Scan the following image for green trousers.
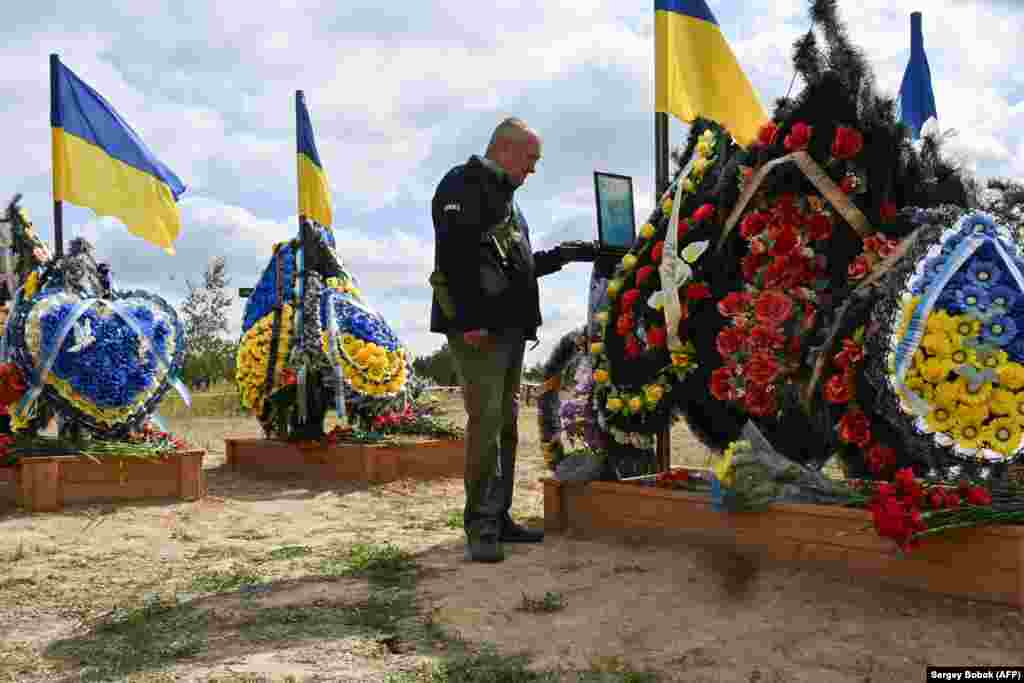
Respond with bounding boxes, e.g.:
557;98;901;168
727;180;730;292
447;329;525;538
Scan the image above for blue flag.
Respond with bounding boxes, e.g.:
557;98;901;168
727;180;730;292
898;12;937;140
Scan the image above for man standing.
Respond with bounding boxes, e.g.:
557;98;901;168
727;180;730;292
430;117;565;562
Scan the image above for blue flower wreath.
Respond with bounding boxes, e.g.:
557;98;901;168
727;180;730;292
6;287;186;436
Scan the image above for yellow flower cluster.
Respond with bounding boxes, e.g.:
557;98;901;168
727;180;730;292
325;332;408;398
23;271;39;300
326;276;363;301
907;309;1024;456
603;382;665;416
236;304;295;413
713;439;750;488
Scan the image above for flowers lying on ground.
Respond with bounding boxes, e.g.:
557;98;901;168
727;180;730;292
864;467;1009;552
1;422;191;465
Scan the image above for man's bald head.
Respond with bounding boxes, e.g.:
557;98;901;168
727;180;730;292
485;117;542;187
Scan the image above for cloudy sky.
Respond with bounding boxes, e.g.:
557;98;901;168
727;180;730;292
4;0;1022;369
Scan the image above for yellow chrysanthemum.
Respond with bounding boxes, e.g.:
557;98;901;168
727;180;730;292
925;405;956;433
977;349;1010;372
912;349;927;370
952;421;986;450
954;318;982;338
957;377;993;405
998;363;1024;391
932;380;961;409
628;396;644;412
957;401;989;427
983;417;1023;456
918;357;955;384
921;332;954;358
906;376;934;401
925;310;959;337
991;388;1017;416
949;347;975;367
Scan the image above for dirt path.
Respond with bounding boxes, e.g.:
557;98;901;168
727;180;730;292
1;402;1023;682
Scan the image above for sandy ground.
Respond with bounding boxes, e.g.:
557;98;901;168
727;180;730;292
1;396;1023;682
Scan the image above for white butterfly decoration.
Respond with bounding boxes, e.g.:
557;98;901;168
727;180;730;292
648;240;710;310
67;318;96;353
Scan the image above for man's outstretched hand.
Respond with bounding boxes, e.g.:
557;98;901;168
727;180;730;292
558;241;598;263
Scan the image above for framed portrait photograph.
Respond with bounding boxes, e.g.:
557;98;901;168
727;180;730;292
593;171;636;251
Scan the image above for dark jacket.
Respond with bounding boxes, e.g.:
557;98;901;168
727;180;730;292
430;155;564;341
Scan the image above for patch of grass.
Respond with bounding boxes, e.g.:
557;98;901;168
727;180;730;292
265;545;313;562
444;510;465;530
575;673;658;683
518;591;565;613
189;565;263;594
46;594;208;682
320;543;416;584
239;590;417;644
386;646;560;682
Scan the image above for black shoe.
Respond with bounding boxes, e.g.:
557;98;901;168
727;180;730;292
500;517;544;543
465;532;505;563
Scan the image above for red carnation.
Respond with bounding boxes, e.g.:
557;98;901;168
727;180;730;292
863;235;884;253
716;327;748;357
847;254;871;280
754;290;794;326
717;291;751;319
807;213;833;241
757;122;778;147
867;443;897;475
709;365;741;401
965;485;993;507
770;225;801;256
692;203;715;223
624;335;643;359
616;312;635;337
840;175;858;194
743;382;777;416
739;211;769;240
749;325;786;351
686;282;711;300
784;122;813;152
831;126;864;160
879;201;898;224
745;352;782;387
678;218;690;240
621;288;642;314
647;326;667;349
877;238;899;259
823;373;853;404
839;410;872;448
741;253;766;281
651;241;665;263
833;338;864;371
635;265;655;287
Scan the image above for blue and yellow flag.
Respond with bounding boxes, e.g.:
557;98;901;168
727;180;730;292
898;12;937;140
50;55;186;255
654;0;767;147
296;91;332;228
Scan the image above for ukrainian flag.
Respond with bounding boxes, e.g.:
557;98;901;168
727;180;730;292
654;0;767;148
50;55;186;255
296;91;332;228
